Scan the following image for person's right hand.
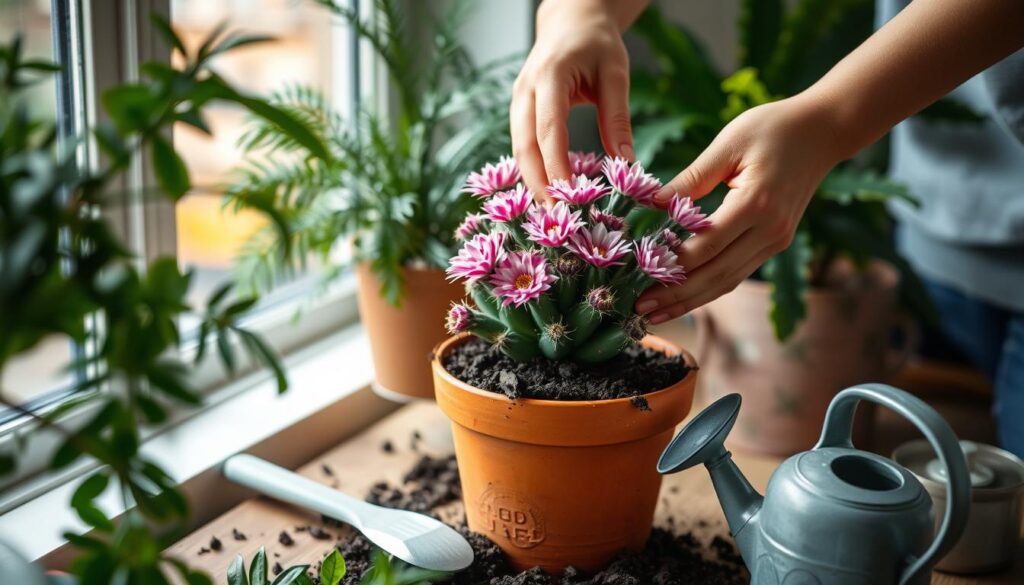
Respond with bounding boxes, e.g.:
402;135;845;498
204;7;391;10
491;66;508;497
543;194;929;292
512;0;636;197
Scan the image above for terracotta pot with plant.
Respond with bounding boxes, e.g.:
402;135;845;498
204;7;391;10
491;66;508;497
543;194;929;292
228;0;513;400
434;153;703;573
629;4;936;456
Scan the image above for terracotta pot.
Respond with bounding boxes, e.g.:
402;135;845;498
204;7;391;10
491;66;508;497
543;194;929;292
356;263;463;401
433;334;697;574
699;261;914;457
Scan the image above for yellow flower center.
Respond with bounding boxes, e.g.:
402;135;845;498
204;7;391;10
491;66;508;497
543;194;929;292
592;246;607;257
514;274;534;290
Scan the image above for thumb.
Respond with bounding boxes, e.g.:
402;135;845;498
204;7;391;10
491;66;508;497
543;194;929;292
654;139;736;207
596;69;634;161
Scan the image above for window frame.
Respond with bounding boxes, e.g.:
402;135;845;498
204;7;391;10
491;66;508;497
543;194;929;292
0;0;366;499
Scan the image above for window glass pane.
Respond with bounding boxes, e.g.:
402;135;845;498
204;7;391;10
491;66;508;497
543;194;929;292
171;0;350;311
0;0;75;415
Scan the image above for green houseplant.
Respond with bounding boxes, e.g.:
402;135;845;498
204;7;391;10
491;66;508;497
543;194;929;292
0;20;326;584
228;0;515;400
628;0;931;455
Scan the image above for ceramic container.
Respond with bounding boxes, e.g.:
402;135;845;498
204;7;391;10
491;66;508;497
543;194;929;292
356;263;463;401
699;261;912;456
893;439;1024;574
432;333;697;574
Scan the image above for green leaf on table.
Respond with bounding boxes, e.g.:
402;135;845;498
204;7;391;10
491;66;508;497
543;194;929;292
270;564;310;585
319;549;346;585
763;230;812;341
227;554;250;585
151;134;191;199
250;547;269;585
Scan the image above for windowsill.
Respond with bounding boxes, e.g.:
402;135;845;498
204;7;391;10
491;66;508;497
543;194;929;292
0;324;399;566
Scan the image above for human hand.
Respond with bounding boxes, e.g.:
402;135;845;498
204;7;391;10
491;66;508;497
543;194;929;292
512;0;637;198
635;96;852;324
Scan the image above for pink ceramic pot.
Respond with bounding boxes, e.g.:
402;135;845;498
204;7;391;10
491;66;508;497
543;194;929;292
698;262;914;456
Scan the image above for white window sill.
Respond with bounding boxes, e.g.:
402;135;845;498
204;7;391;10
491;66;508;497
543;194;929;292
0;324;400;566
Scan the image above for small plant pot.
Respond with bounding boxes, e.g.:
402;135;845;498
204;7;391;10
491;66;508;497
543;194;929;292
356;263;464;401
432;334;697;574
698;261;913;456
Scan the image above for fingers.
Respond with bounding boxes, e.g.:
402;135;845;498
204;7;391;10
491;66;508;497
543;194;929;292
654;137;736;206
673;191;752;272
646;246;773;324
635;226;761;318
510;86;548;196
596;67;634;161
534;79;573;188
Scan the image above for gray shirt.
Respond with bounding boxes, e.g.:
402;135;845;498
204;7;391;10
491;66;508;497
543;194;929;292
879;0;1024;311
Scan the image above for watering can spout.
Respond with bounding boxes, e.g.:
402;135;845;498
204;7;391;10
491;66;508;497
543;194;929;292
657;393;761;564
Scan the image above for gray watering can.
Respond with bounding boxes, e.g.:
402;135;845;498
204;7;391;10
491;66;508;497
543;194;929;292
658;384;971;585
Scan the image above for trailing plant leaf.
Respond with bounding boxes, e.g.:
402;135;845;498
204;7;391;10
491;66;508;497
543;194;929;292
762;230;812;341
818;169;917;206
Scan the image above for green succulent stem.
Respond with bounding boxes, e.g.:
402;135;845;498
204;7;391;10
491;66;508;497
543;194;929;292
527;294;559;330
572;325;630;363
500;304;539;341
566;301;604;347
470;282;500;319
498;331;540;361
539;326;572;360
556;275;579;312
469;311;508;342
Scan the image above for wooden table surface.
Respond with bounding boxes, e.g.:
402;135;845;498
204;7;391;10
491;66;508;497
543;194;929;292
167;402;1023;584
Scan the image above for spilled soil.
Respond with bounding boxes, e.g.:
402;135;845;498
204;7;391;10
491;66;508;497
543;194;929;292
442;338;689;402
325;450;747;584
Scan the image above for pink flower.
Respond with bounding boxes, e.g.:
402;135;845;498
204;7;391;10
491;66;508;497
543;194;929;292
661;228;684;252
523;202;585;247
668;196;711;232
567;223;632;268
602;157;662;205
490;250;558;307
635;236;686;284
455;213;487;240
546;175;612;206
589;208;626;231
569;151;605;178
483;184;532;222
446;232;507;283
463;155;521;197
445;303;472;334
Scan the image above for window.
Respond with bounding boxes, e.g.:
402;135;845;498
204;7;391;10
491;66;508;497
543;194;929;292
0;0;363;496
171;0;357;316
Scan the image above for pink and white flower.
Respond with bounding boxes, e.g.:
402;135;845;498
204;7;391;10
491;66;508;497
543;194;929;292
589;208;626;231
661;228;684;252
569;151;605;178
446;232;507;283
463;155;521;197
602;157;662;205
489;250;558;307
667;196;711;232
483;184;533;223
546;175;612;206
445;303;473;334
567;223;632;268
635;236;686;284
523;202;585;247
455;213;487;240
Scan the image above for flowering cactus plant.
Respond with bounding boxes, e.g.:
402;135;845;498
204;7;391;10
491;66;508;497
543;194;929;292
444;153;709;363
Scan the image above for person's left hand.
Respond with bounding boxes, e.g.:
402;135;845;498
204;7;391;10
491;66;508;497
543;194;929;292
635;95;852;324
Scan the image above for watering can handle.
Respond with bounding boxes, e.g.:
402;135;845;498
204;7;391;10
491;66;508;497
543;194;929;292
814;383;970;585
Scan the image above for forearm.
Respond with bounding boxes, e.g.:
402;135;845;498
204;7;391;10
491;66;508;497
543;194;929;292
537;0;649;33
802;0;1024;159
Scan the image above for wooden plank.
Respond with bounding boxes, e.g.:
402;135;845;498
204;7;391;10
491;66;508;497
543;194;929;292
167;402;1022;584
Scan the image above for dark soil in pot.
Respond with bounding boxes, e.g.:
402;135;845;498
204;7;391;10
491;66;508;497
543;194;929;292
322;450;747;585
442;338;690;401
